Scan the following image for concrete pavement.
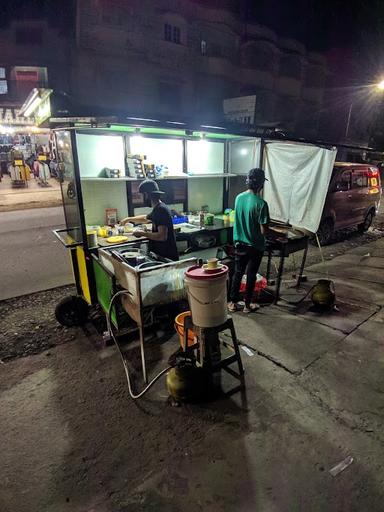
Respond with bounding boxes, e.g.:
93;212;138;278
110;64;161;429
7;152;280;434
0;207;73;300
1;237;384;511
0;174;62;212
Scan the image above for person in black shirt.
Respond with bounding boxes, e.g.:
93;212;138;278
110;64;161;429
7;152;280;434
120;179;179;261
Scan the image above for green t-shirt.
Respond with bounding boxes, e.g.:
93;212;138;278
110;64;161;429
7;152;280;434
233;191;270;250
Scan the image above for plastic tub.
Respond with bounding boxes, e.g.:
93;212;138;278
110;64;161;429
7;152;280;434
185;265;228;328
174;311;195;348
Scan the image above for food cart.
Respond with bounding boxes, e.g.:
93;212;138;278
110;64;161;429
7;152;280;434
52;120;336;380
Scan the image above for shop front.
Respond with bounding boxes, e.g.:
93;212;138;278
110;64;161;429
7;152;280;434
51;121;337;382
0;103;51;185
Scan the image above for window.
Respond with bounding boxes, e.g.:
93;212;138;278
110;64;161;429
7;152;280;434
0;67;7;95
15;69;39;99
334;171;351;192
173;26;180;44
352;171;368;188
164;23;172;41
164;23;181;44
15;28;42;45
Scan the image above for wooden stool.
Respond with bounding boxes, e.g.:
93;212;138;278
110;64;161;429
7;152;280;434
182;315;244;383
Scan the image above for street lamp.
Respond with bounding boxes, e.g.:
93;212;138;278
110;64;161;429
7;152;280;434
345;79;384;140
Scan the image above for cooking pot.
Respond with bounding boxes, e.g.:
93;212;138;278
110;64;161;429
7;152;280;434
120;250;146;267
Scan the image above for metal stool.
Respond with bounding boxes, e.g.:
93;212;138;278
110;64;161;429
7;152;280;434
182;315;244;383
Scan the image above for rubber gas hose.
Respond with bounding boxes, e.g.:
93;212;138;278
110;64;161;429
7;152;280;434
107;290;173;400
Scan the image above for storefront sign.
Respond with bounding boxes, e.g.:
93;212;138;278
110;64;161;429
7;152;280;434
34;96;51;126
0;107;34;126
223;95;256;125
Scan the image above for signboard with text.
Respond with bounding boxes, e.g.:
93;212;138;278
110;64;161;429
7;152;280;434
223;95;256;125
0;107;34;126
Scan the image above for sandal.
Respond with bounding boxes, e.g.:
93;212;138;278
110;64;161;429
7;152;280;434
243;303;260;314
228;302;240;312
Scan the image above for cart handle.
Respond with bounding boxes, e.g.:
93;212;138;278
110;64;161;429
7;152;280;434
53;228;83;248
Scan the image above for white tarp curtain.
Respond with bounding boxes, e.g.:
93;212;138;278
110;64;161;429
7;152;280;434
263;142;337;233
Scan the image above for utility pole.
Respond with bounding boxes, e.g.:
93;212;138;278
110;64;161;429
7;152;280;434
344;102;353;141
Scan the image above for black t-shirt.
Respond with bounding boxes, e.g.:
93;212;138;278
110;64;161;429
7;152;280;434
147;202;179;261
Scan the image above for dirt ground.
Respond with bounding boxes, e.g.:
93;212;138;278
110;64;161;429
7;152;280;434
1;292;384;512
0;286;77;361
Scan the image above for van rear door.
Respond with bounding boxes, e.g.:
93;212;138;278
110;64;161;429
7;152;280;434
331;169;353;229
351;168;369;223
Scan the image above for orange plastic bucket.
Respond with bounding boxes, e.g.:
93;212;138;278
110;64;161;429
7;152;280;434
174;311;195;348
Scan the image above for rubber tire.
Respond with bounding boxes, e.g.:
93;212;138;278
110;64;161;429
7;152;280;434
55;295;89;327
358;211;374;233
316;219;334;246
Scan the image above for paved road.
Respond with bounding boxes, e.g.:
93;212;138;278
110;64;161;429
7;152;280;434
0;207;73;300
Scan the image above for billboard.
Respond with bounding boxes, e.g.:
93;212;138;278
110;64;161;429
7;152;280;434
223;95;256;124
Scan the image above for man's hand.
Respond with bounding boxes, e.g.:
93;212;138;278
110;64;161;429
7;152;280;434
133;230;146;238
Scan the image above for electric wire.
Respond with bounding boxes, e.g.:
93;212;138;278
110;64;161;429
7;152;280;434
107;290;173;400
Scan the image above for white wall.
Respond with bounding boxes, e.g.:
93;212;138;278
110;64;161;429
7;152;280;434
187;140;224;174
230;139;260;174
188;178;223;213
77;133;125;178
129;136;184;175
81;180;129;225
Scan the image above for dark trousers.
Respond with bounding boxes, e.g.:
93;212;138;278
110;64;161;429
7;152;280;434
230;244;264;304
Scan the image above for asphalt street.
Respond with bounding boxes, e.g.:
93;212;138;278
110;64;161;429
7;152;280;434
0;207;73;300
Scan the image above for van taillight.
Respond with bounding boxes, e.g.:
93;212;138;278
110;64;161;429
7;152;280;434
371;177;378;187
365;169;380;189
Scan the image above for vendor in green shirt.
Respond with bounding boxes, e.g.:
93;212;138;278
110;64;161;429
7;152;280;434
228;167;270;313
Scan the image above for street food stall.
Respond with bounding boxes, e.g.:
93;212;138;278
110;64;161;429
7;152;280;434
52;121;336;381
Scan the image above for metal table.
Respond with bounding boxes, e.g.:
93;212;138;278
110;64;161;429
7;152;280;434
265;235;309;303
176;221;309;304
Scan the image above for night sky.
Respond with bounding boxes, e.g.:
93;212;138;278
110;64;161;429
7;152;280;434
250;0;384;51
0;0;75;34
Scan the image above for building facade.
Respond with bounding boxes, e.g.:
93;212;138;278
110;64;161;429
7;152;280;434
73;0;327;137
0;0;327;139
0;19;70;118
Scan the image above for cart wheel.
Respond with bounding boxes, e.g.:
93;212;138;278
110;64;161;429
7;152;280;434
55;296;89;327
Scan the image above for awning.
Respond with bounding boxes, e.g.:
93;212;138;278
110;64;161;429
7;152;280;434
20;88;53;126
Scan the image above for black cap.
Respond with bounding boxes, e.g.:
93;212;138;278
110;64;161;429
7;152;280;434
246;168;268;191
248;168;268;183
138;179;165;195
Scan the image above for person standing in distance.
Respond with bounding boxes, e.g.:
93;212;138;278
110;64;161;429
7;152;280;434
228;168;270;313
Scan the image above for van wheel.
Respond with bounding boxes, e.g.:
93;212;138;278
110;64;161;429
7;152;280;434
316;219;334;246
358;211;374;233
